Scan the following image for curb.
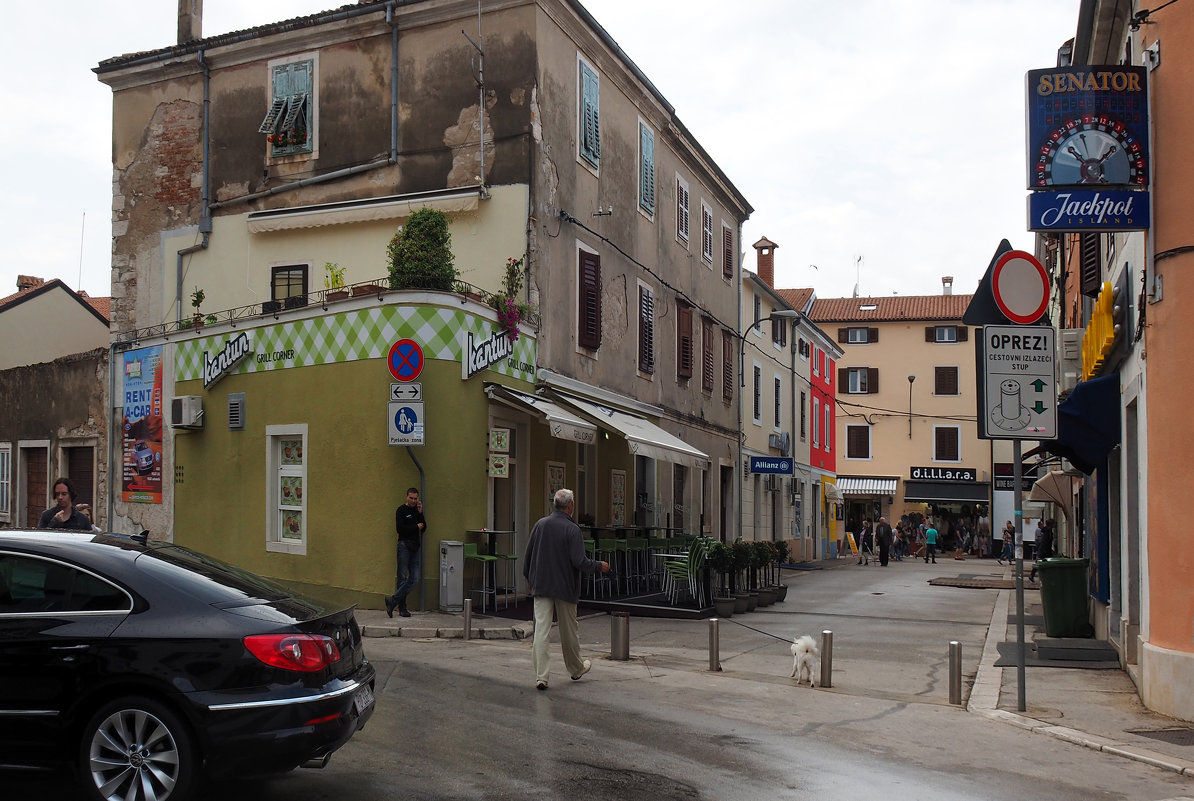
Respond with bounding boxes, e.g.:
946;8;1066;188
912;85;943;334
970;584;1194;776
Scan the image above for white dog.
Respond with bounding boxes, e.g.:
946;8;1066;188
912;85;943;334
789;635;819;687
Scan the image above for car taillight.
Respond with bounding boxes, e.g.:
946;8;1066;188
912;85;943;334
243;634;341;672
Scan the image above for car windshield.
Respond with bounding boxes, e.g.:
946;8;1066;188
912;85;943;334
135;542;294;605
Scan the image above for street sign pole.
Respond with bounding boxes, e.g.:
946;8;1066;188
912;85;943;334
1014;439;1026;712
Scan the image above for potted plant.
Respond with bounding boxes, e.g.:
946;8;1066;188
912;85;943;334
706;541;735;617
324;262;349;301
773;540;790;602
387;208;458;290
730;539;753;613
487;255;536;343
753;542;777;606
190;288;205;328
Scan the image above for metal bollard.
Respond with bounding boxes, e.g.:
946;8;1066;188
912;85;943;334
611;611;630;660
949;640;962;705
820;630;833;688
463;598;472;641
708;618;722;671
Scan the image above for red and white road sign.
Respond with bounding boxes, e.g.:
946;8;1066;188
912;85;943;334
991;250;1049;325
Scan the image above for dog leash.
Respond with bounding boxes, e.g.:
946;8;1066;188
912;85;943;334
719;617;794;645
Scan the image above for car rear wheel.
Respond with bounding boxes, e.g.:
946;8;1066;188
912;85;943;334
78;696;197;801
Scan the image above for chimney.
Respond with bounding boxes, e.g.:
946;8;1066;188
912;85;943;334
16;275;45;292
178;0;203;45
753;237;778;288
942;275;954;295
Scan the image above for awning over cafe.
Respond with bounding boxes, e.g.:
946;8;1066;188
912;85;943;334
554;393;710;470
836;476;898;496
485;384;597;444
902;480;990;503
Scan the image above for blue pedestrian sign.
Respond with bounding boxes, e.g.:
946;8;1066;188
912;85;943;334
388;401;425;446
750;456;793;474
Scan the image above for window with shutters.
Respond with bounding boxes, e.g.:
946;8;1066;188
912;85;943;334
0;443;12;520
842;327;875;344
771;317;787;347
701;319;715;393
799;392;807;440
638;122;655;216
1080;232;1102;297
823;404;832;452
774;377;782;428
676;176;690;244
722;224;734;278
677;302;693;380
812;397;820;447
812;346;819;376
926;325;967;343
846;424;871;459
843;367;878;394
721;330;734;402
701;202;714;263
934;366;959;396
259;57;315;158
638;283;655;374
934;426;960;461
579;58;601;169
577;251;602;350
752;365;762;423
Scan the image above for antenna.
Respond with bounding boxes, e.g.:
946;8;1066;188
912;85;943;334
462;0;487;197
78;210;86;289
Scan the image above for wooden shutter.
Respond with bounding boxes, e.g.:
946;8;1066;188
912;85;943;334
578;251;601;349
639;124;655;214
838;366;847;389
934;366;959;395
702;320;715;392
837;328;848;343
847;426;869;459
677;302;693;379
65;446;95;507
957;326;968;342
722;226;734;278
638;285;655;374
926;326;936;342
935;427;960;461
580;62;600;165
1080;233;1101;297
677;179;690;242
722;330;734;401
868;327;880;343
702;205;714;262
867;367;880;394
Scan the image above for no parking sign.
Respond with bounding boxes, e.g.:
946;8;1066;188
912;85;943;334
388;339;423;381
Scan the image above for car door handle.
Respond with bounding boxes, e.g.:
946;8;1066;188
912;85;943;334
50;644;90;652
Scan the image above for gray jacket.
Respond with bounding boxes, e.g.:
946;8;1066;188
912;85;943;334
522;510;604;604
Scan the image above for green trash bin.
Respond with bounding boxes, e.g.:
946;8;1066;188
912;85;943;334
1036;557;1091;638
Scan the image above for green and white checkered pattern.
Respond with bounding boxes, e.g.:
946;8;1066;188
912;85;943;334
176;305;535;383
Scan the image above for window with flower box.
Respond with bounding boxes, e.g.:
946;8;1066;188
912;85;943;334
260;57;315;158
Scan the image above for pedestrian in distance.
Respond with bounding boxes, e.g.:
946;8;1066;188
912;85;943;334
953;521;968;560
37;477;93;530
998;520;1015;565
857;520;873;565
523;489;610;691
924;521;938;564
385;487;426;618
876;517;893;566
1029;519;1055;582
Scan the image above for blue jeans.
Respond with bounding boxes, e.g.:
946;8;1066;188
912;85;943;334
392;540;420;605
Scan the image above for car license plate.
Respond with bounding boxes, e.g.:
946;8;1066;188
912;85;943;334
352;684;374;715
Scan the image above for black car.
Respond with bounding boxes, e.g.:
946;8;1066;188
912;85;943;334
0;530;376;801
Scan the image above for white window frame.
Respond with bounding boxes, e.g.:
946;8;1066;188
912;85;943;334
675;175;690;244
0;442;11;521
812;346;819;376
266;424;308;555
935;325;958;343
933;425;962;462
264;52;319;163
846;327;869;344
812;396;820;448
846;368;869;394
700;201;714;264
845;424;872;460
823;404;832;452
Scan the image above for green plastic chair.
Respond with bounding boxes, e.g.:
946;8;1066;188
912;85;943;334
463;542;497;612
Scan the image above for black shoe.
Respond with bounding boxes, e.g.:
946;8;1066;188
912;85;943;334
384;596;395;618
399;603;411;618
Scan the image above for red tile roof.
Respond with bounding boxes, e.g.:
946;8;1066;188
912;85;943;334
776;288;814;312
0;279;110;324
806;293;973;323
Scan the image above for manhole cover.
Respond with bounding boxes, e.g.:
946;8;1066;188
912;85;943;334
1124;727;1194;746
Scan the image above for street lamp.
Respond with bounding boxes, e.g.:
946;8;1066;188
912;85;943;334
907;374;916;439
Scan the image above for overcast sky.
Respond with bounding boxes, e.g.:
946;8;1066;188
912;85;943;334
0;0;1077;305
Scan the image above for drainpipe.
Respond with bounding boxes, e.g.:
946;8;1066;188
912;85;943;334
388;1;398;163
735;221;744;544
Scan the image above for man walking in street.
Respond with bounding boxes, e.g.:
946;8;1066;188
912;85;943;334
385;487;426;618
523;489;610;691
924;520;938;564
876;517;893;566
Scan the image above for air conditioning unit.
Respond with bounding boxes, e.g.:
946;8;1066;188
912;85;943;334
171;396;204;429
765;474;780;492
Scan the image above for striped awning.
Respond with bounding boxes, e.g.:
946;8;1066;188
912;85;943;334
837;476;898;496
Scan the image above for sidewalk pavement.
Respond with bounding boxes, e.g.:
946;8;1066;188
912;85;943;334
356;559;1194;777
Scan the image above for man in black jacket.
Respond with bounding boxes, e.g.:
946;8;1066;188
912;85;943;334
37;477;93;530
876;517;893;566
385;487;426;618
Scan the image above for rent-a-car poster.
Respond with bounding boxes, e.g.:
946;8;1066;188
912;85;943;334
122;346;164;503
